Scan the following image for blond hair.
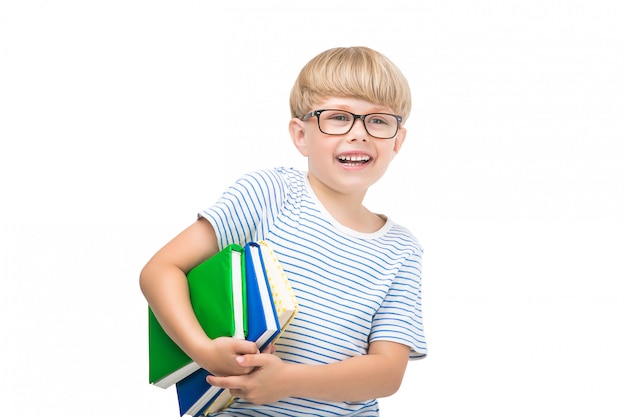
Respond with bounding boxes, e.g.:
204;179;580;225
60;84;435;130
289;46;411;123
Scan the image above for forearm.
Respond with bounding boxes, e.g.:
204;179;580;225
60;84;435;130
140;261;209;357
283;342;409;402
139;219;221;359
140;219;261;377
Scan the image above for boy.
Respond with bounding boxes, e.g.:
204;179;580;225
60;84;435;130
140;46;427;416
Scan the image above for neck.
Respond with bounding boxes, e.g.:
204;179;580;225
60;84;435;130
307;174;385;233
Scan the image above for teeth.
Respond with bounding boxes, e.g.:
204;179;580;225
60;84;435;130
338;155;371;162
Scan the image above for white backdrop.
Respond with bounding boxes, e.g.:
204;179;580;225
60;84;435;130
1;1;625;416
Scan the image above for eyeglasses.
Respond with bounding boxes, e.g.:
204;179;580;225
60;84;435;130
301;109;402;139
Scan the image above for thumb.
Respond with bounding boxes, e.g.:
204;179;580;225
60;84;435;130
235;352;268;368
233;339;260;355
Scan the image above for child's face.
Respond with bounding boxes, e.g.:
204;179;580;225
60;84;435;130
289;97;406;199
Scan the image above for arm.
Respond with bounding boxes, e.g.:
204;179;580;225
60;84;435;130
207;340;410;404
139;218;258;377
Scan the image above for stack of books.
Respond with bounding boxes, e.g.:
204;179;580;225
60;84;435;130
148;240;298;417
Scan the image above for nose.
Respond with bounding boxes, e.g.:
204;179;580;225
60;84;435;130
349;116;369;141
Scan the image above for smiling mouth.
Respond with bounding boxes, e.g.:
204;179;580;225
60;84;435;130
337;155;372;166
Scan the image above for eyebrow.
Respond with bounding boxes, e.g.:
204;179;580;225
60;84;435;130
321;104;392;113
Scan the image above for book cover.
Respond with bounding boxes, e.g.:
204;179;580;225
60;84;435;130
148;308;201;389
175;368;230;417
149;243;247;389
258;241;298;332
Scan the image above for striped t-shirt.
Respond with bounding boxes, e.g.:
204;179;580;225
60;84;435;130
200;167;427;416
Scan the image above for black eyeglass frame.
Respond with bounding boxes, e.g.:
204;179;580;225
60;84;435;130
301;109;403;139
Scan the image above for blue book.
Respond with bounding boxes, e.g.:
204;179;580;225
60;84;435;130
175;242;282;416
176;369;225;417
244;241;281;351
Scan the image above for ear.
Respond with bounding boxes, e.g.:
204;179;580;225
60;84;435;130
289;118;309;157
392;127;407;156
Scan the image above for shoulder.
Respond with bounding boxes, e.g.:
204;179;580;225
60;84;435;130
222;167;308;213
222;167;304;197
383;219;424;257
238;167;305;188
270;166;307;186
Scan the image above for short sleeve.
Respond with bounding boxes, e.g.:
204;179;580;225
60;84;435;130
199;169;286;249
370;252;427;359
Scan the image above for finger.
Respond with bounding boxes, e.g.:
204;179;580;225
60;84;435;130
229;389;244;399
206;375;243;390
233;339;261;355
261;343;276;354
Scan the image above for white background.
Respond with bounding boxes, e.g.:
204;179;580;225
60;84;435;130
1;1;625;416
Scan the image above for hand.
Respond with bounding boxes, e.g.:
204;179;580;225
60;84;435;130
206;346;291;405
195;337;260;377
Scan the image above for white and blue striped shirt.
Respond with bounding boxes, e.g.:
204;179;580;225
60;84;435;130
200;167;427;416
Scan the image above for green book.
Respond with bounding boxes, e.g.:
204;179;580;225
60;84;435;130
149;243;247;389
